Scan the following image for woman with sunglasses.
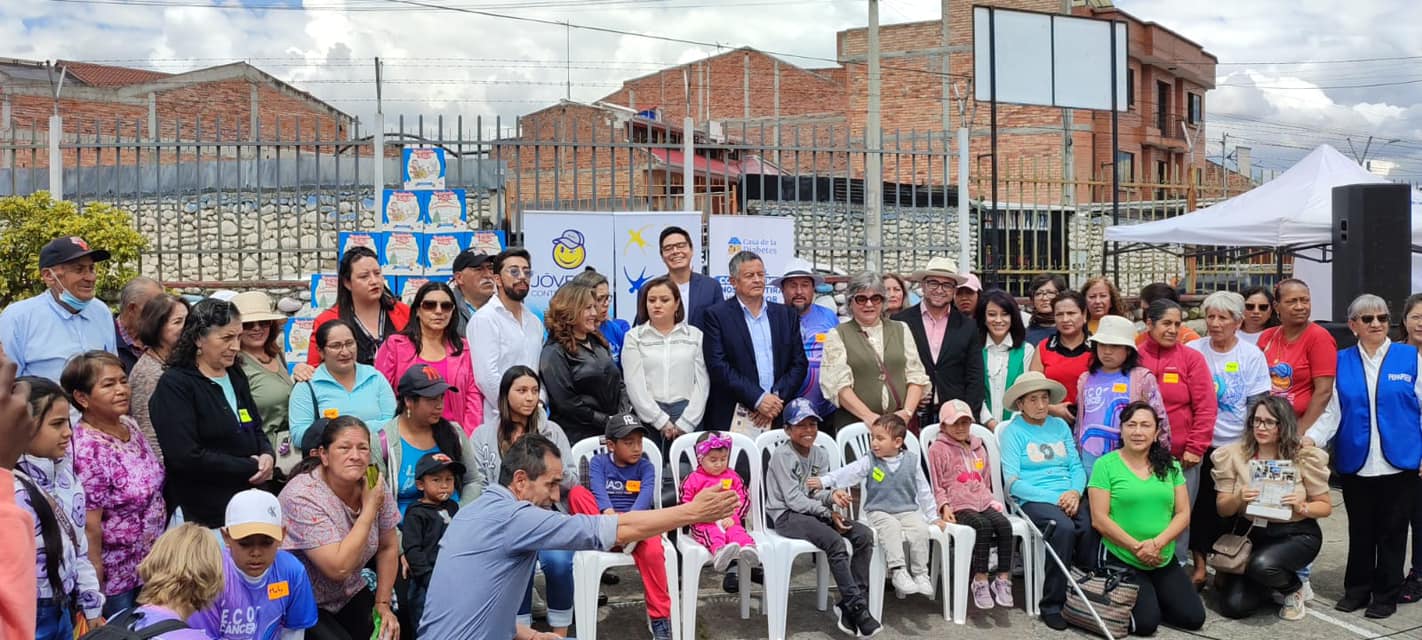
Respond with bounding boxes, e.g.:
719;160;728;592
232;291;298;479
1024;273;1066;346
1239;286;1278;346
375;281;483;435
1303;293;1422;619
821;272;930;433
306;246;411;367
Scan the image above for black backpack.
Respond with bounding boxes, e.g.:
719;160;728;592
78;609;189;640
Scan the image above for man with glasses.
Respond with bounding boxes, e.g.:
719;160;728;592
894;256;985;425
0;236;117;381
450;250;497;335
469;247;546;423
658;226;724;329
702;250;807;431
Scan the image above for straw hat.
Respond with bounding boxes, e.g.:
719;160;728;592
1087;315;1138;348
1003;371;1067;410
909;256;961;285
231;291;285;323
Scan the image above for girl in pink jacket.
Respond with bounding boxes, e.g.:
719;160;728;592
374;282;484;434
680;432;759;572
928;400;1015;610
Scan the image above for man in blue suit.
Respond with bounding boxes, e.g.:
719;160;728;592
660;226;725;329
702;250;808;430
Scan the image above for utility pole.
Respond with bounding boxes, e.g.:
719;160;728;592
866;0;884;272
46;61;66;201
1221;133;1229;199
372;57;385;200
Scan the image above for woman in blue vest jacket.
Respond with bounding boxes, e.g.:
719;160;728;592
1304;293;1422;620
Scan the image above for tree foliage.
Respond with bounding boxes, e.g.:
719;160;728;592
0;192;148;306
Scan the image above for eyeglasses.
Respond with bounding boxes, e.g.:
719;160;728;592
1033;289;1059;299
1355;313;1390;325
922;279;956;292
660;241;691;253
1243;303;1270;311
503;266;532;279
1251;417;1280;429
420;300;456;312
852;295;885;306
325;340;357;353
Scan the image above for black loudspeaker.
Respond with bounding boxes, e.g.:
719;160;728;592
1332;183;1412;322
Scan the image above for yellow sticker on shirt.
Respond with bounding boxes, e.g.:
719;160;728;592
1163;373;1180;384
720;478;733;489
1111;383;1127;393
238;408;253;423
625;480;642;493
1225;362;1240;373
267;581;289;600
815;333;827;343
872;467;886;483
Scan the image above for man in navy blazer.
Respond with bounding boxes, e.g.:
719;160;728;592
659;226;725;328
701;250;808;430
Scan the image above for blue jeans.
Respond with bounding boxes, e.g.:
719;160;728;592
35;600;74;640
102;587;141;618
518;549;575;628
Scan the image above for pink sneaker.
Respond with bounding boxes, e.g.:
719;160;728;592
971;578;994;609
991;576;1014;608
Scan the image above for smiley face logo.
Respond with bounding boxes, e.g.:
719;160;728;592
551;229;586;269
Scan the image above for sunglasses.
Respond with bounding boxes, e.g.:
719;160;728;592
421;300;456;312
1355;313;1389;325
852;295;885;306
1244;303;1270;311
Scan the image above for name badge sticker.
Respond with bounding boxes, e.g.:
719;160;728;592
720;478;733;490
1225;362;1240;373
872;467;886;483
1111;383;1127;393
1163;373;1180;384
625;480;642;493
268;581;290;600
238;408;253;423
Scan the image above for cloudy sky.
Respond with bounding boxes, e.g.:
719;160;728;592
5;0;1421;180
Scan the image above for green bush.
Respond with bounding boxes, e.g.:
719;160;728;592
0;192;148;306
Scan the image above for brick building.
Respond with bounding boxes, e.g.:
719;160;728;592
0;58;354;168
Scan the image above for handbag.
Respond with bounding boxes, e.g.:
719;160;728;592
1062;566;1139;638
1208;520;1257;575
860;328;920;434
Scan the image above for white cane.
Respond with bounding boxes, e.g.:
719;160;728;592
1008;498;1117;640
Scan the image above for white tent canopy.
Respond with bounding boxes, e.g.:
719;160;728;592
1104;144;1389;248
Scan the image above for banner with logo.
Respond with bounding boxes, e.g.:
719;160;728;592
610;213;702;323
523;212;617;316
707;215;796;302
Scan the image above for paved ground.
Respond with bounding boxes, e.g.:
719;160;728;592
569;487;1422;639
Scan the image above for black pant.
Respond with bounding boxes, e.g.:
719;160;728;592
1217;519;1323;618
955;508;1015;575
308;587;375;640
1103;557;1205;636
1021;500;1097;615
774;510;874;606
1188;446;1225;555
1340;472;1417;605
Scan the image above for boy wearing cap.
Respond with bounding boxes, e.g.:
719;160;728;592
401;452;463;633
566;413;673;640
765;398;882;637
191;489;318;640
0;235;117;381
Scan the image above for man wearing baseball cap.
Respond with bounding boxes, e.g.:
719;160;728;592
190;489;318;640
0;235;117;380
449;250;496;335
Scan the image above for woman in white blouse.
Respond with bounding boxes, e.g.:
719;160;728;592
624;275;710;446
977;289;1036;430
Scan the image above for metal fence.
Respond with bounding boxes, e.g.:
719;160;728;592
1;110;1262;296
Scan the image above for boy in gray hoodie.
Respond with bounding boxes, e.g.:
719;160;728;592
765;398;881;638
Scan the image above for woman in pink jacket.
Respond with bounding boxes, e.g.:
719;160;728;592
375;281;483;434
1136;299;1218;562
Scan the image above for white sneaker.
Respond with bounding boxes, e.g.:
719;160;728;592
713;543;741;572
891;568;917;598
623;539;638;555
1280;592;1306;621
913;573;935;597
738;545;760;567
1298;580;1315;602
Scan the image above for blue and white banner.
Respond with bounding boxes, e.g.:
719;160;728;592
708;215;796;303
522;212;617;317
610;213;701;323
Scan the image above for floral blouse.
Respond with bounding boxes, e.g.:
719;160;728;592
73;416;167;596
13;454;105;618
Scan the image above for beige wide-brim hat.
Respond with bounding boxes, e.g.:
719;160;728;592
909;256;961;285
1003;371;1067;410
231;291;286;323
1087;315;1138;349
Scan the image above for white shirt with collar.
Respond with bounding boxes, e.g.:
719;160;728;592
1307;339;1422;477
468;293;545;423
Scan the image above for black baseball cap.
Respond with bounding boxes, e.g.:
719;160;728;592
452;250;493;272
398;365;457;398
300;417;331;454
39;236;110;269
605;412;649;440
415;452;466;480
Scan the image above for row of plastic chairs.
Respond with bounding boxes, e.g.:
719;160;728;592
565;423;1043;640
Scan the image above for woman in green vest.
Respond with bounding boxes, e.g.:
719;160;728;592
978;289;1034;431
820;272;931;433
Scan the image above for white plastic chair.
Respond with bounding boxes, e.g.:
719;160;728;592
754;428;837;640
668;432;761;640
570;436;682;640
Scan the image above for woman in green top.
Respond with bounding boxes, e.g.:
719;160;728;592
232;291;296;481
1088;401;1205;636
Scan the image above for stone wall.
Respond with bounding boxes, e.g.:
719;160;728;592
744;199;977;277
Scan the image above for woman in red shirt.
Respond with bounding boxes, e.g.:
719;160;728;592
306;247;411;368
1136;298;1218;564
1031;290;1093;425
1258;279;1337;431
